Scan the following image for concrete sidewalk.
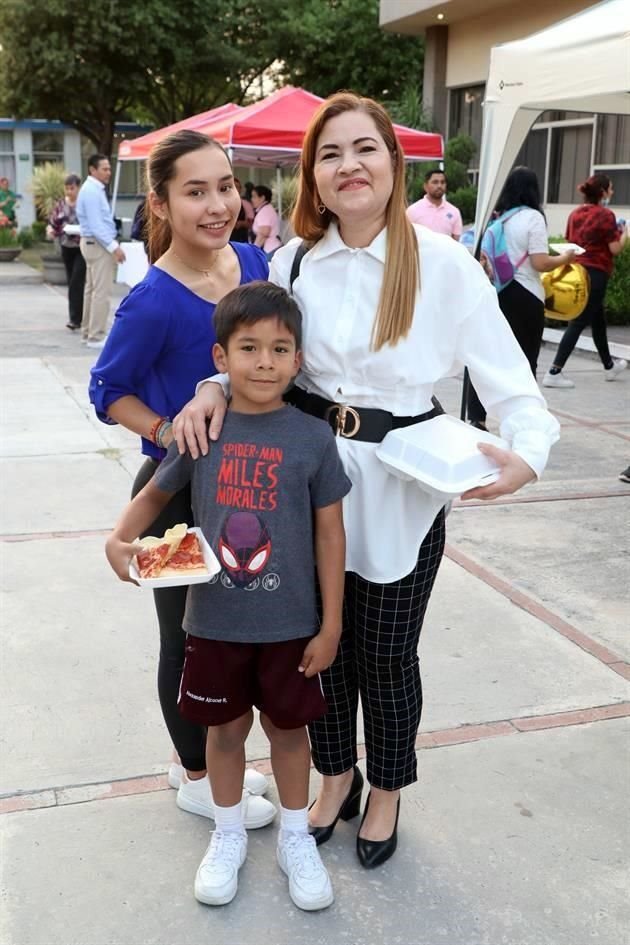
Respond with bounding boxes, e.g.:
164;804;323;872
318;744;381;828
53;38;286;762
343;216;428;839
1;274;629;945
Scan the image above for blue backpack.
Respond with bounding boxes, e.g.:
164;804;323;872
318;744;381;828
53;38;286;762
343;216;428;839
481;207;528;292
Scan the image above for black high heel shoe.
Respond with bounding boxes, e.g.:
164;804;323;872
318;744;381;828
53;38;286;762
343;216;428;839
309;765;364;846
356;792;400;869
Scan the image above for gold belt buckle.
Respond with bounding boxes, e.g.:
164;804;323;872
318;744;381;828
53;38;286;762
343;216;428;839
325;404;361;438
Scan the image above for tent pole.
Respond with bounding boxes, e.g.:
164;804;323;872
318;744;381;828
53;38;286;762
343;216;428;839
276;165;282;218
111;159;122;213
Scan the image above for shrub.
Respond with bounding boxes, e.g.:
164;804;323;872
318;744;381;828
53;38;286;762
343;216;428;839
31;220;47;241
17;226;34;248
606;243;630;323
29;163;66;219
448;186;478;225
272;173;298;217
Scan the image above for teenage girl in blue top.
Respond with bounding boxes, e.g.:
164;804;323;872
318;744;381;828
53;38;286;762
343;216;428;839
89;131;276;828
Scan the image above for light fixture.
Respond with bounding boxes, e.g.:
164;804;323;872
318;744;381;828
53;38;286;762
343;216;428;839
436;12;445;19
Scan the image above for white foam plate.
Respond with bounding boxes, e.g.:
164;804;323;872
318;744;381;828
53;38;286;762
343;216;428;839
63;224;81;235
375;415;508;497
549;242;584;255
129;527;221;588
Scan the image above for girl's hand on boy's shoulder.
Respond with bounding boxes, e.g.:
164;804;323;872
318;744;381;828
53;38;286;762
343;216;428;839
105;534;144;586
299;627;341;678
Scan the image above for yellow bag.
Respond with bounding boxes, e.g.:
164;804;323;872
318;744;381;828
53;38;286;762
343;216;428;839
542;263;590;321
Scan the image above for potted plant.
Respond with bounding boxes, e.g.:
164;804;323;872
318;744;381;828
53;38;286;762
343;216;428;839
0;212;21;262
29;162;68;284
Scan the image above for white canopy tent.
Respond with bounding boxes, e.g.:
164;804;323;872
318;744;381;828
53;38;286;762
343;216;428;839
474;0;630;245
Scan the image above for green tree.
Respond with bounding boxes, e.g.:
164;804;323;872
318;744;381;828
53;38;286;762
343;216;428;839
0;0;281;154
275;0;424;102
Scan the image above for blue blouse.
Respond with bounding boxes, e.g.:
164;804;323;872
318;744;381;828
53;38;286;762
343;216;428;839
89;242;268;460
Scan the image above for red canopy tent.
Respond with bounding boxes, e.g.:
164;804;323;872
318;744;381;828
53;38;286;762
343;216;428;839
117;102;243;162
113;87;443;206
184;86;443;167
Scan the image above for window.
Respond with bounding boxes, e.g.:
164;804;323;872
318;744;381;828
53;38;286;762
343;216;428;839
514;129;547;196
547;124;592;203
514;114;594;204
448;85;484;159
0;130;16;186
594;114;630;204
32;131;64;167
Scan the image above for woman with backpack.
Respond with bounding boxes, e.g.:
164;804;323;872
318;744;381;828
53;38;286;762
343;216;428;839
543;173;628;389
467;166;575;428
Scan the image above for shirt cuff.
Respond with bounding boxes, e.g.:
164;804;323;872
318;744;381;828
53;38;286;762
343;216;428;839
194;372;230;397
508;429;555;480
106;240;120;253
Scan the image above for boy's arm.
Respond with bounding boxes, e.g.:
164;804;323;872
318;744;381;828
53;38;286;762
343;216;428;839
105;478;175;584
299;500;346;678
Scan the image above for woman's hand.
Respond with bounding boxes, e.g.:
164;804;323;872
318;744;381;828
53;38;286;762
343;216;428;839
105;534;144;585
172;382;227;458
460;442;536;501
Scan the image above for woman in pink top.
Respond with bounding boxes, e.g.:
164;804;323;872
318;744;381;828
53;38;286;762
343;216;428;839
251;185;282;259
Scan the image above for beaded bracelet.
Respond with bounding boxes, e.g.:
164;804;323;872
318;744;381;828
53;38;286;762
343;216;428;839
148;416;165;445
155;419;173;449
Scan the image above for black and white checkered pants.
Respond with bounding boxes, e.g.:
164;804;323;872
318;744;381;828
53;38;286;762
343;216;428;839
310;508;446;791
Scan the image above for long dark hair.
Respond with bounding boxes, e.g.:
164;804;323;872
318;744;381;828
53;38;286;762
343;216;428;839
495;165;544;218
146;130;231;263
578;173;611;205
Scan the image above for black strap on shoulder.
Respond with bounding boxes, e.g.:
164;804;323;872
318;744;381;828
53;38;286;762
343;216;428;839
289;241;310;293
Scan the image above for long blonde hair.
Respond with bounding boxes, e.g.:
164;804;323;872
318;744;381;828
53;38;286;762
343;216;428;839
291;92;418;350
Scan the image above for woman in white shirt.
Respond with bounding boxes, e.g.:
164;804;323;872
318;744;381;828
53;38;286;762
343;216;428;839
173;93;560;870
467;166;575;428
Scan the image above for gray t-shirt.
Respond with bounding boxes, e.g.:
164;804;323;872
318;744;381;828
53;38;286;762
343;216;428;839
155;405;352;643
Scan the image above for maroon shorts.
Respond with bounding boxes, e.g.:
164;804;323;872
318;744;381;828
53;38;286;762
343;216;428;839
178;636;328;729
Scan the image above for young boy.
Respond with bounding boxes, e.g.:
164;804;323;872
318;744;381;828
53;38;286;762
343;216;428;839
106;282;351;911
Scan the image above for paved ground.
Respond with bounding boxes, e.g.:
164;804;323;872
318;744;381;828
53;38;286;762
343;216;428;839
1;270;629;945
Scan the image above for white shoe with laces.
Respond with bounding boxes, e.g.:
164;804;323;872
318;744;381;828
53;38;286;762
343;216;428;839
176;774;276;829
604;358;628;380
543;370;575;388
168;762;269;796
277;830;334;911
194;829;248;905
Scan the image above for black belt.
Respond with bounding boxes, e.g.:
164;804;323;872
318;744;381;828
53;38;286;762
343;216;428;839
284;387;444;443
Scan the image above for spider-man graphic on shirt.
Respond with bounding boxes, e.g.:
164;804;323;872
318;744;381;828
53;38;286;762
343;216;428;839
218;511;272;588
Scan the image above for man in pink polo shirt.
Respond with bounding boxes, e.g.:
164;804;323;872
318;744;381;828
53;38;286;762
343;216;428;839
407;169;463;239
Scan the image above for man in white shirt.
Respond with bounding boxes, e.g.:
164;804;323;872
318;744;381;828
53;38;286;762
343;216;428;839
77;154;126;348
406;169;463;240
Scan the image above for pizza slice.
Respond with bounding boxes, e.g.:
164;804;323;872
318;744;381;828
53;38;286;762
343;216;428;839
136;541;172;579
160;532;208;577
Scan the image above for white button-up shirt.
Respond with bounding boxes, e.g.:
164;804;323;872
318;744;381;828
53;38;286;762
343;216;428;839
267;223;559;582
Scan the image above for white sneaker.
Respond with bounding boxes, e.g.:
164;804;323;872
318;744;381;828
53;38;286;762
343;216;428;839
604;358;628;380
86;338;107;349
194;829;248;905
168;762;269;796
176;776;277;829
543;370;574;388
277;831;334;911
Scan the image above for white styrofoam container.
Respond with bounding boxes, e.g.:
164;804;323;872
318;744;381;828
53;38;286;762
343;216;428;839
129;526;221;588
375;415;508;498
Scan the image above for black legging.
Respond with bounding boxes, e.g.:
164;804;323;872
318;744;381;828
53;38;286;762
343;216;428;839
552;267;612;370
467;279;544;426
60;244;86;328
132;459;207;772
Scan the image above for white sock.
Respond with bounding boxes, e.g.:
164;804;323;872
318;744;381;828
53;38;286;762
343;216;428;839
213;800;245;834
280;805;309;835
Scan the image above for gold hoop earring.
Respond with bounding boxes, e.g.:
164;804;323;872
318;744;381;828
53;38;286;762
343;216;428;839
317;204;326;215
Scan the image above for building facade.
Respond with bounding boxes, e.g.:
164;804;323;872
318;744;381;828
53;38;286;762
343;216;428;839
0;119;151;230
380;0;629;232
